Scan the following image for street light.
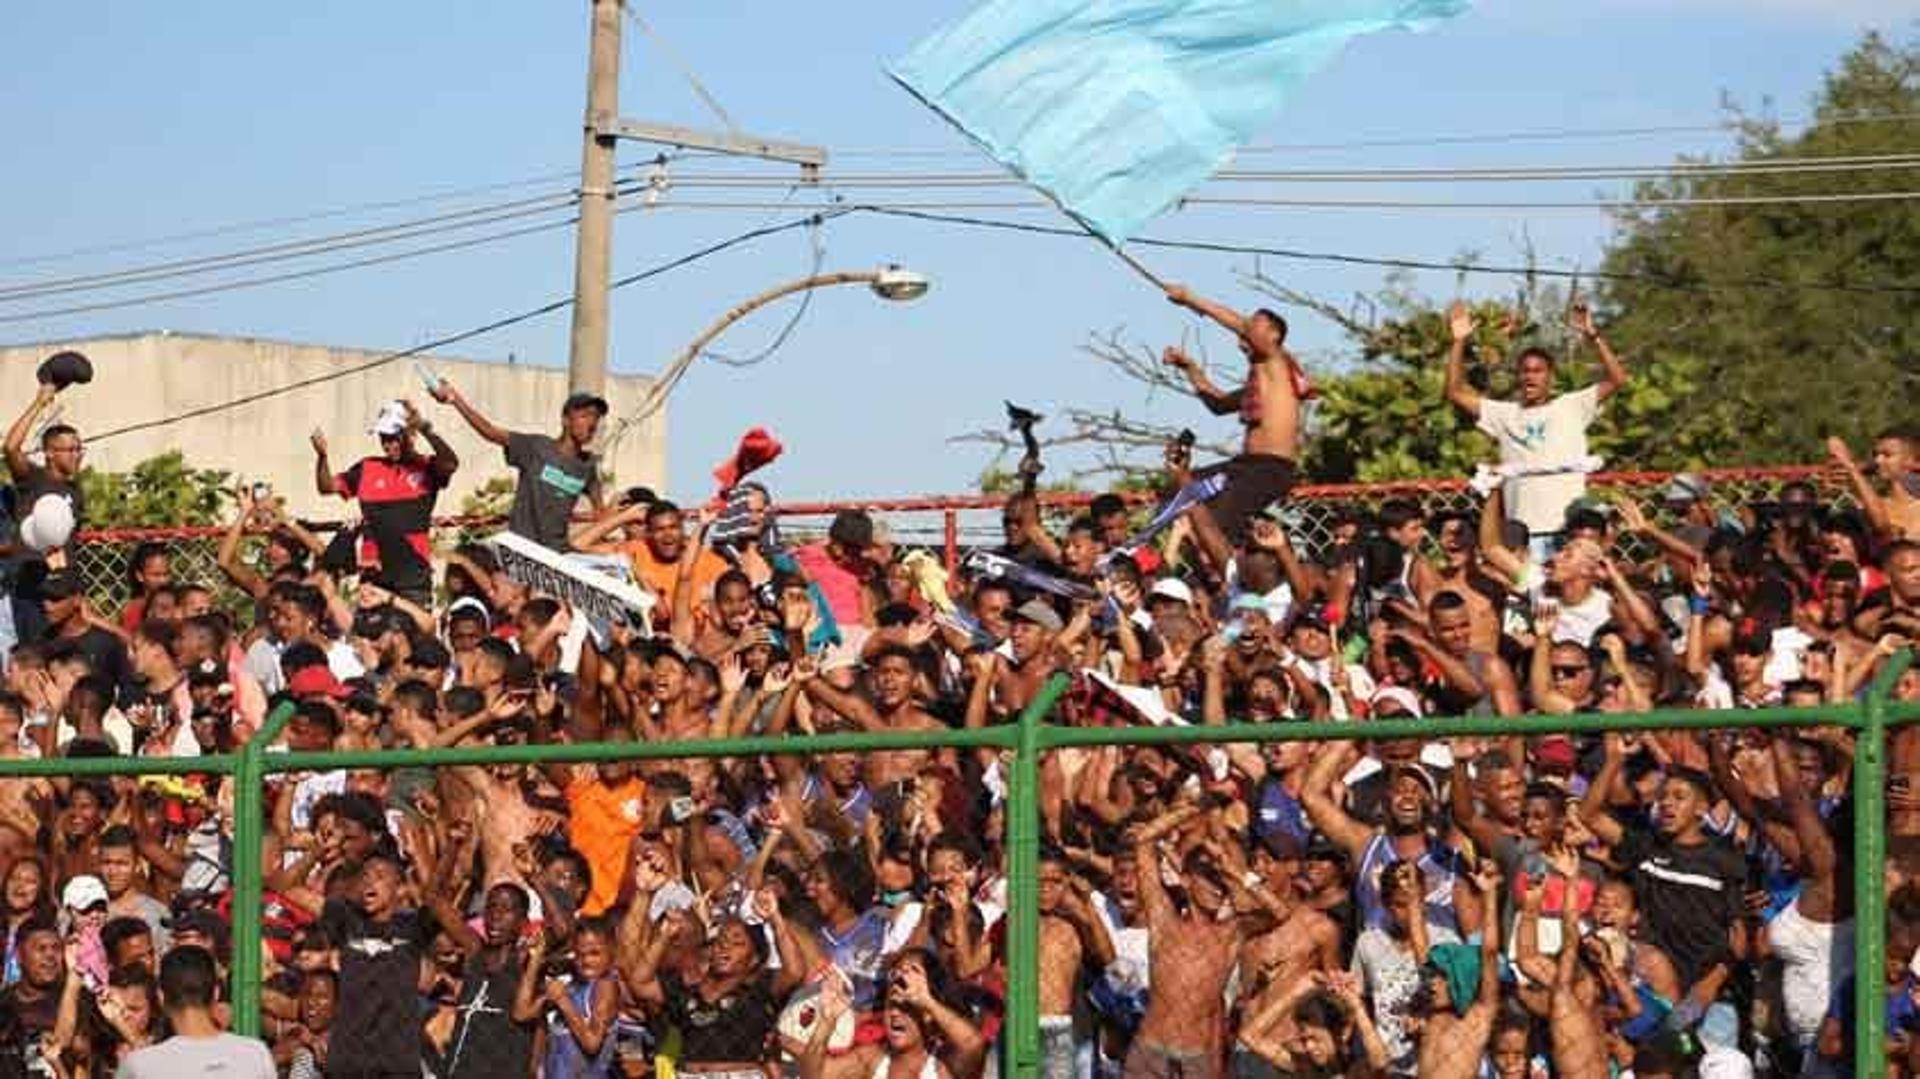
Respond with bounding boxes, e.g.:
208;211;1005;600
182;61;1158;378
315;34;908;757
607;265;931;442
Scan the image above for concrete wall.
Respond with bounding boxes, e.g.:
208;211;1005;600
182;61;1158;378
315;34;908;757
0;332;665;520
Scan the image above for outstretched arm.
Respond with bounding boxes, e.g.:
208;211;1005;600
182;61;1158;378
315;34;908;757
1164;283;1246;335
429;380;511;447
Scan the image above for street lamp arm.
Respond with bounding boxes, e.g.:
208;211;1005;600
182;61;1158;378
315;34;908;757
608;268;920;447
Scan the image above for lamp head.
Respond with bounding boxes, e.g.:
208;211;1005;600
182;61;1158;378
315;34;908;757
871;265;930;302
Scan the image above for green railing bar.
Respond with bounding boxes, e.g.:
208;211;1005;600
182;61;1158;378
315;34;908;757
0;754;238;778
1005;673;1070;1077
1855;650;1909;1079
229;703;294;1038
1035;701;1865;751
259;725;1021;775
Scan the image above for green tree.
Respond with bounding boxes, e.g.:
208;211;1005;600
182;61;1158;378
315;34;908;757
76;451;232;529
460;475;516;518
1596;32;1920;464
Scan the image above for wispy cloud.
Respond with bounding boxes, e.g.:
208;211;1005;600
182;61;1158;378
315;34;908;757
1477;0;1914;30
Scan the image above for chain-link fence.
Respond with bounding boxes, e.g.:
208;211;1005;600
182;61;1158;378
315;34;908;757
66;465;1839;610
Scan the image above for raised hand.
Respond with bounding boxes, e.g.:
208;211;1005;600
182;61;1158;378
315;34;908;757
1163;283;1195;309
1826;435;1857;470
1447;301;1476;344
1690;560;1714;600
1568;299;1599;340
308;429;328;456
1162;345;1197;372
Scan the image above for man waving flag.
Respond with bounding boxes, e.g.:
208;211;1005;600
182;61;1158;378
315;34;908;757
890;0;1470;246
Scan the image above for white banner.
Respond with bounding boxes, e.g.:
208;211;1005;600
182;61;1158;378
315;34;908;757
486;531;656;638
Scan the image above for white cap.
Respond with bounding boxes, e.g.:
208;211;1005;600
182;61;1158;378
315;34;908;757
62;874;108;911
20;493;75;553
1698;1049;1755;1079
369;400;410;437
1148;578;1194;606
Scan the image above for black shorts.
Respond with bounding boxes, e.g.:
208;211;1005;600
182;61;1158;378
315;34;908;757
1194;453;1298;542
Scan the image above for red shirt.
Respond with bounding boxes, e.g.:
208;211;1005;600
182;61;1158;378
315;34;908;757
793;543;869;628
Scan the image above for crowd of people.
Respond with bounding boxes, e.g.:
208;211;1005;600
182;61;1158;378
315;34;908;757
0;281;1914;1079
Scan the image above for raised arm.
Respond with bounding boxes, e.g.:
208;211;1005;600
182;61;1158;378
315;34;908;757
1300;738;1373;861
1569;301;1628;402
797;669;885;732
1827;436;1893;538
309;429;339;498
407;400;460;483
429;379;511;447
217;490;270;601
4;384;56;481
1443;301;1485;417
1476;488;1527;587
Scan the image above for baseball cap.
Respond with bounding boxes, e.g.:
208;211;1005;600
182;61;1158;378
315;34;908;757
562;390;610;416
287;666;352;701
369;400;410;437
1370;686;1425;719
1532;735;1577;772
1663;472;1710;505
1384;763;1439;802
1147;578;1194;606
1012;598;1064;633
62;875;109;912
21;496;77;555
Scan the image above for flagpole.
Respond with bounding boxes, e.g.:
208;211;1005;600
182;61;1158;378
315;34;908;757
1051;197;1170;290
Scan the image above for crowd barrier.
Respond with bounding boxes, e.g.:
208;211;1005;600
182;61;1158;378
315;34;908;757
0;651;1910;1077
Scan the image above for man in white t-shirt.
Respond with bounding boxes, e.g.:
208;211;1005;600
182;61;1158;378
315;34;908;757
117;945;274;1078
1444;300;1629;538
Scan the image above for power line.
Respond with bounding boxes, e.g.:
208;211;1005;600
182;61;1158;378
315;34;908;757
626;188;1920;212
851;205;1920;296
0;191;579;301
618;2;738;133
87;211;840;445
827;110;1920;159
649;152;1920;187
0;212;583;325
0;170;585;270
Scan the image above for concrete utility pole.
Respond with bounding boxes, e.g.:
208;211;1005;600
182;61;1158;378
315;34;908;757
566;0;622;397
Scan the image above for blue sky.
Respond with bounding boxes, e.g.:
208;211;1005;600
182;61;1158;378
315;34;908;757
0;1;1909;502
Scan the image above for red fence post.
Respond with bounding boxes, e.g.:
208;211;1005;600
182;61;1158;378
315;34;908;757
943;509;959;576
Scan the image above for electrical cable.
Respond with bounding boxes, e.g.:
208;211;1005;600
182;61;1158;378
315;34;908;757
86;211;842;445
850;205;1920;296
618;2;739;133
826;110;1920;159
0;191;580;301
704;211;824;367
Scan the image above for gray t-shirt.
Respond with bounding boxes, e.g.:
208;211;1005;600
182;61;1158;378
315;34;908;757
116;1033;275;1078
505;432;598;552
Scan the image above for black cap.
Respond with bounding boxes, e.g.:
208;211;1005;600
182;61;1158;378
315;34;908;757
563;391;610;416
36;350;93;390
39;570;82;601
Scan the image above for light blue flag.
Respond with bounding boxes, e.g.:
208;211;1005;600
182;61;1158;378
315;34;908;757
890;0;1469;245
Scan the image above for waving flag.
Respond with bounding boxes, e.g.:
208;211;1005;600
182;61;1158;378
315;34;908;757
890;0;1469;245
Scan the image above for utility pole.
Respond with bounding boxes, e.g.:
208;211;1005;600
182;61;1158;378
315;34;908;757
566;0;622;396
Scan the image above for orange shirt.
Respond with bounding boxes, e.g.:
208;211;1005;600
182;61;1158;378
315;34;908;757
566;773;648;915
626;542;728;624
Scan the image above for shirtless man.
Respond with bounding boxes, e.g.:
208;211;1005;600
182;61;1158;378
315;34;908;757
797;645;946;790
1830;429;1920;541
1415;860;1505;1079
1036;850;1116;1078
1124;803;1240;1079
1162;284;1307;542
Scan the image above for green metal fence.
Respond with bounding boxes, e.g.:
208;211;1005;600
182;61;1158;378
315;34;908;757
0;652;1913;1076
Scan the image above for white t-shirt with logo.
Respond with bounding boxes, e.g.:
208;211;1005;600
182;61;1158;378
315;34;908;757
1477;386;1601;535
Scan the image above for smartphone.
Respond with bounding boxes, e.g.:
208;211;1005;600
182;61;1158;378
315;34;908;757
667;796;697;824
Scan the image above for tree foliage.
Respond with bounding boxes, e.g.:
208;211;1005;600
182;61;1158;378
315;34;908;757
1595;32;1920;464
76;451;232;529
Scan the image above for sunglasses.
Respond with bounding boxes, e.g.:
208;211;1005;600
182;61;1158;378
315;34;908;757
1551;665;1590;679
